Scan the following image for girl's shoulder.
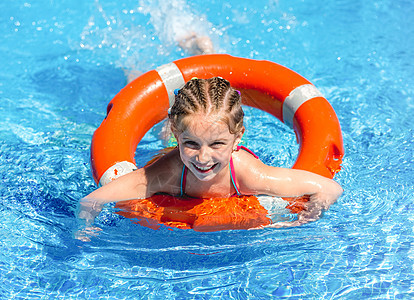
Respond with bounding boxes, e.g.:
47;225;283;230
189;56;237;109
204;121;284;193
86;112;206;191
144;147;183;195
232;147;266;176
232;146;263;166
231;148;272;195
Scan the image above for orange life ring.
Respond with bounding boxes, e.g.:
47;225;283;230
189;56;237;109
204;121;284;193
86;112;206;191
90;54;344;231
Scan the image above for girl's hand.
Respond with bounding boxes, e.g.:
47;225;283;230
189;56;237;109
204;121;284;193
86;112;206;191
268;187;343;228
77;198;103;227
308;180;343;210
74;199;103;242
269;202;327;228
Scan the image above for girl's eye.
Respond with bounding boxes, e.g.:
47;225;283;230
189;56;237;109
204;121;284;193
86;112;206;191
211;142;226;148
184;141;199;148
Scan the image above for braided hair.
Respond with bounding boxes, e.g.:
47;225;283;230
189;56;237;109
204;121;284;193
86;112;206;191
169;77;244;135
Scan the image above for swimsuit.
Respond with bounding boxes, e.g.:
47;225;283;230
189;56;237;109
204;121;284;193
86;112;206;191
180;145;258;197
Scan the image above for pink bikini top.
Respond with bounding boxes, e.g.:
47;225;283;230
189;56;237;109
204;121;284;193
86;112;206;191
180;145;258;197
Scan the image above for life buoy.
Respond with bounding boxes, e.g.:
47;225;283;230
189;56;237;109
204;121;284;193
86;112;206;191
90;54;344;231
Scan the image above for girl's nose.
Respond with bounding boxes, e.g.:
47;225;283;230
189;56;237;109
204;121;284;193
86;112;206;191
197;146;211;163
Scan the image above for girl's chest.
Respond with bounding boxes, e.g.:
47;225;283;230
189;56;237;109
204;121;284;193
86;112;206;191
184;177;235;198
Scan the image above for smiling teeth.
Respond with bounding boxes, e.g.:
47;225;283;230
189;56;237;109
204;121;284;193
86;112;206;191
196;165;212;170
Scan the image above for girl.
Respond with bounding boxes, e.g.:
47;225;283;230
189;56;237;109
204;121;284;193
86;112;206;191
78;77;343;232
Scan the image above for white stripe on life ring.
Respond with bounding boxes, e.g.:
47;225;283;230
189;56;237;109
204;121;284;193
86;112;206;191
282;84;324;128
99;161;137;187
156;62;186;107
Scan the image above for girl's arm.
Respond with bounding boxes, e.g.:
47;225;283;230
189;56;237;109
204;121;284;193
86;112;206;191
77;168;149;227
236;153;343;210
77;150;181;228
256;164;343;207
235;152;343;202
83;168;149;204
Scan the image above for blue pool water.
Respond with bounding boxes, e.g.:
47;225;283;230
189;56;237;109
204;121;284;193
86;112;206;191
1;0;413;298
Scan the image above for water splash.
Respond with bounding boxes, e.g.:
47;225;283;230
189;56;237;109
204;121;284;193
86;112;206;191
78;0;221;72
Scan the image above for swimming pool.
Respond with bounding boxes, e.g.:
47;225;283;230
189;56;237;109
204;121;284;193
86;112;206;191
1;0;413;298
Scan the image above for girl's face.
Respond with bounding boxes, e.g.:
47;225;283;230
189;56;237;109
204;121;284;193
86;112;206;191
175;113;243;182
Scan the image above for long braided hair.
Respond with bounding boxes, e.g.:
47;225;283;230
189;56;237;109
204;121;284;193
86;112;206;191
169;77;244;135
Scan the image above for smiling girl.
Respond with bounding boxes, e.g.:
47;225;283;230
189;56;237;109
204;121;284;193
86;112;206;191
77;77;343;231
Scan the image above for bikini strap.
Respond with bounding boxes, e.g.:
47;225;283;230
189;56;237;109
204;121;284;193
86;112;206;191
230;146;259;196
180;165;187;197
229;157;241;196
236;145;259;158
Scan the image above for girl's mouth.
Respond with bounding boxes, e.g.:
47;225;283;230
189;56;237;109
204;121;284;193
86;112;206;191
192;163;218;173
